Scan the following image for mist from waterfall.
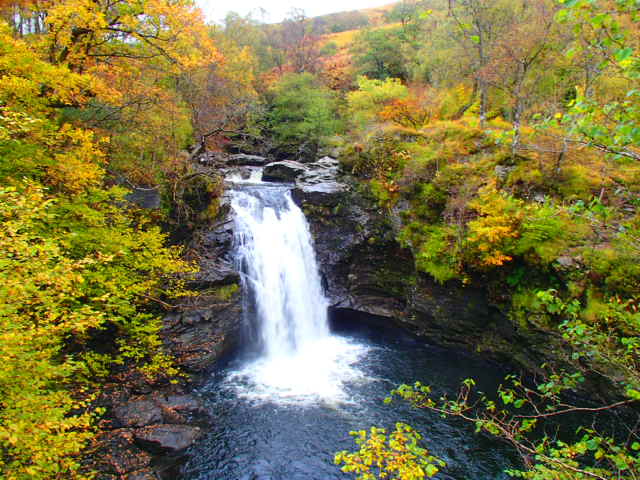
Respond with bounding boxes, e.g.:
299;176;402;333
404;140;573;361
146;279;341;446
227;184;368;404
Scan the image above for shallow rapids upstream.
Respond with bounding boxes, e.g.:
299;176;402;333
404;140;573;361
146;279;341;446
182;180;517;479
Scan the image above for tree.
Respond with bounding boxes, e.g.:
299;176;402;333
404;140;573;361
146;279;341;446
0;3;207;475
346;76;409;128
282;9;322;73
480;0;558;156
179;25;261;151
351;28;408;80
554;0;640;162
335;423;445;480
445;0;516;124
266;73;341;155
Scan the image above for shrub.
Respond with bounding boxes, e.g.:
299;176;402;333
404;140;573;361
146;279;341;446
347;76;409;129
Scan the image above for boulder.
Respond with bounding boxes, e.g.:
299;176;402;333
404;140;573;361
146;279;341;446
198;151;227;166
155;394;205;415
134;425;202;454
262;160;308;182
126;188;161;210
292;157;348;207
114;399;163;428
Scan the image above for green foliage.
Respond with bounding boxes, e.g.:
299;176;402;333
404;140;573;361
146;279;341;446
0;184;191;479
343;128;406;179
350;28;408;80
388;369;640;480
399;223;461;283
267;73;342;153
320;41;339;56
582;216;640;295
335;423;445;480
556;0;640;163
515;203;582;264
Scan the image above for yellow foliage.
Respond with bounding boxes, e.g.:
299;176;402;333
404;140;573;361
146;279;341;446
467;184;524;267
335;423;445;480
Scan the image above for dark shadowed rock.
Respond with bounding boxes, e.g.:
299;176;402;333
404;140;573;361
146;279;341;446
190;257;239;288
163;290;242;372
262;160;308;182
134;425;202;453
198;151;227;166
227;154;269;166
126;188;161;210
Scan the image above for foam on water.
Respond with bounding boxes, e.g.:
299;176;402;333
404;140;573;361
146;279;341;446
227;336;370;406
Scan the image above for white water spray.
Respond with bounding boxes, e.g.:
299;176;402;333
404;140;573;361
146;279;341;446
227;183;368;404
232;188;329;356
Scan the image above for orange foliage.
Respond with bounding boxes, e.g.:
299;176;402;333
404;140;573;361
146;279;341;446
379;97;431;128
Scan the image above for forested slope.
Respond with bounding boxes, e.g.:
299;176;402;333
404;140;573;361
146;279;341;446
2;0;640;478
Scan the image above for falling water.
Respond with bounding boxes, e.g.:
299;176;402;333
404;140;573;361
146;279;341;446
227;183;368;404
232;187;329;355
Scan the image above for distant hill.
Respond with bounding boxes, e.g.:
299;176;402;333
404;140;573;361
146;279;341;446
310;2;397;35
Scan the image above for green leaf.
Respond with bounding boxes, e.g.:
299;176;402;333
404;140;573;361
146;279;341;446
425;464;440;477
615;47;634;62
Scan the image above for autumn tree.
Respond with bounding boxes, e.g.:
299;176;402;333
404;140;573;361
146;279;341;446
179;24;261;154
480;0;558;156
0;18;195;478
280;9;323;73
445;0;516;123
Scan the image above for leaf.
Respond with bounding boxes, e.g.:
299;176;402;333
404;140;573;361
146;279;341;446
615;47;634;62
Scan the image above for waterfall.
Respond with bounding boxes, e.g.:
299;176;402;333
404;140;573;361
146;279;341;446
226;182;368;404
231;186;329;357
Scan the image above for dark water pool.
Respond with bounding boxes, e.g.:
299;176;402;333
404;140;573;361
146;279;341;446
181;316;519;480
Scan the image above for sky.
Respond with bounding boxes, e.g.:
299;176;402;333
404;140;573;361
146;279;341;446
196;0;393;24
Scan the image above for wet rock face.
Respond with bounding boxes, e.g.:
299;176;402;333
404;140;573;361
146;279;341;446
163;294;241;373
292;159;539;366
163;204;244;373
